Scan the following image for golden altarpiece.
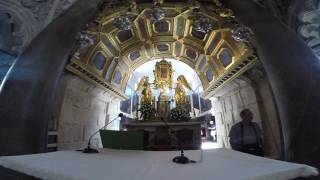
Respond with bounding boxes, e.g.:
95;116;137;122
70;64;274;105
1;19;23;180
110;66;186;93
154;59;173;119
136;58;192;120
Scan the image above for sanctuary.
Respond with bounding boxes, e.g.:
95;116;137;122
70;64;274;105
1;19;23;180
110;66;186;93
0;0;320;179
136;58;193;121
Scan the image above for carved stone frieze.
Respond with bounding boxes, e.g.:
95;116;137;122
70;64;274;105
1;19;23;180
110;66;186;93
0;0;40;54
251;0;320;59
19;0;51;23
53;0;78;19
0;0;81;55
298;0;320;57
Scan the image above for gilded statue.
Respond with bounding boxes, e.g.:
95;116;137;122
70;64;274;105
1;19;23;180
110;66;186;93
136;76;152;105
175;75;193;107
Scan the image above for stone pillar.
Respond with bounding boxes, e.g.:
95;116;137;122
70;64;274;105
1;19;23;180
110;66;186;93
0;0;102;155
221;0;320;166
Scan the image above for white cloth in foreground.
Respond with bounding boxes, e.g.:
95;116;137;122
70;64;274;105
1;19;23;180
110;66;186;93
0;148;318;180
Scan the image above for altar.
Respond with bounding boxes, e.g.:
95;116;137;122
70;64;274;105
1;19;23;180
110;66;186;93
128;59;203;150
0;148;318;180
136;59;193;122
123;121;202;150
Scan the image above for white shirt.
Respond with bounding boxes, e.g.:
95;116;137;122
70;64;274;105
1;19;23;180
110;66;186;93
228;121;262;149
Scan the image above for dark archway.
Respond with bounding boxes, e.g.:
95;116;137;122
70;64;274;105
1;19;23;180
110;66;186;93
222;0;320;167
0;0;103;155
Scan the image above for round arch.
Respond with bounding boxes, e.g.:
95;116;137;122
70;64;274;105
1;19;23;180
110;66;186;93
1;0;319;172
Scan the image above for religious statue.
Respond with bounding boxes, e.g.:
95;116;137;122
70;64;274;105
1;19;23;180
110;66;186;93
175;75;192;107
136;76;152;105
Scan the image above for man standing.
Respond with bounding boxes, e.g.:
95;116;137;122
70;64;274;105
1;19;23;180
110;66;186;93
229;109;264;156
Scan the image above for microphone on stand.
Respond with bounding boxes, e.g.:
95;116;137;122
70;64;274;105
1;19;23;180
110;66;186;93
82;113;124;153
159;117;192;164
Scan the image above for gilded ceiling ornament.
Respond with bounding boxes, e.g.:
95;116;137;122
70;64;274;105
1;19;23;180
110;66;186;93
113;12;134;30
192;12;215;33
112;1;137;30
231;25;254;43
148;3;165;23
74;31;95;58
191;4;215;34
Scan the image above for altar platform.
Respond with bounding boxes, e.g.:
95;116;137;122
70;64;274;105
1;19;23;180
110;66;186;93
123;121;202;150
0;148;318;180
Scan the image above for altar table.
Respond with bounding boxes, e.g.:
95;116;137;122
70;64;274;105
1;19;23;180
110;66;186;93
0;148;318;180
123;121;202;150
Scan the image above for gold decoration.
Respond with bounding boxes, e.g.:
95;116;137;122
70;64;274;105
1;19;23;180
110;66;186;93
65;2;255;100
175;75;193;107
153;58;173;92
136;76;153;105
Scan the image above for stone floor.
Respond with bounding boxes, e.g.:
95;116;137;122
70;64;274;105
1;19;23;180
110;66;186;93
201;140;218;150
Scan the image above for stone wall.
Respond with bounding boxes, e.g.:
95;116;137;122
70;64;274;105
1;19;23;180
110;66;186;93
210;77;281;159
254;77;282;159
55;72;121;150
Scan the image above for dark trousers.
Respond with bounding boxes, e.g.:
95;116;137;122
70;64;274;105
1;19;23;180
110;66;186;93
241;144;264;157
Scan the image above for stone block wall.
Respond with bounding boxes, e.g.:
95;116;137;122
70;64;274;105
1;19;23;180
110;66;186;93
210;77;281;159
55;73;121;150
210;79;262;148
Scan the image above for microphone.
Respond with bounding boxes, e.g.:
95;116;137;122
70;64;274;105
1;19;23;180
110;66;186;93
159;117;191;164
82;113;124;153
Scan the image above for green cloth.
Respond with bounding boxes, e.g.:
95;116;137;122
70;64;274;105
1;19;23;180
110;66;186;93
100;130;144;150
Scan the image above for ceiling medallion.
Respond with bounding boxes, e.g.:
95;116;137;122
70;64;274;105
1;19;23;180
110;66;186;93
113;2;136;31
73;31;95;59
192;8;215;34
76;31;95;50
148;3;165;23
231;25;254;43
113;12;134;31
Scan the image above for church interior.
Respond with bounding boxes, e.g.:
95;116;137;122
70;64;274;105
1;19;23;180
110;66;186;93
0;0;320;179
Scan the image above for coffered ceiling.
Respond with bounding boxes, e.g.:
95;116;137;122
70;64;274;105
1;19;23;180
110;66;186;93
66;2;257;99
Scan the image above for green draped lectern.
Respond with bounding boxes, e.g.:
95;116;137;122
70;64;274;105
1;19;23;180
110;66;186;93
99;130;145;150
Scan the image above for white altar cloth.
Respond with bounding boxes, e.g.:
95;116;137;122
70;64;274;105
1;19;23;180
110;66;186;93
0;148;318;180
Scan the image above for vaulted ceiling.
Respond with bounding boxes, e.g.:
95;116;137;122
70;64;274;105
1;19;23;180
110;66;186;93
1;0;319;57
1;0;319;97
66;2;256;99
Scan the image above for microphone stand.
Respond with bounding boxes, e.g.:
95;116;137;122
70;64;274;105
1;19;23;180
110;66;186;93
82;113;123;153
160;118;190;164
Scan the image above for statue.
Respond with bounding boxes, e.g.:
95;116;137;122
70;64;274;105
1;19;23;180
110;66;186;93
136;76;155;121
136;76;152;105
175;75;192;107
